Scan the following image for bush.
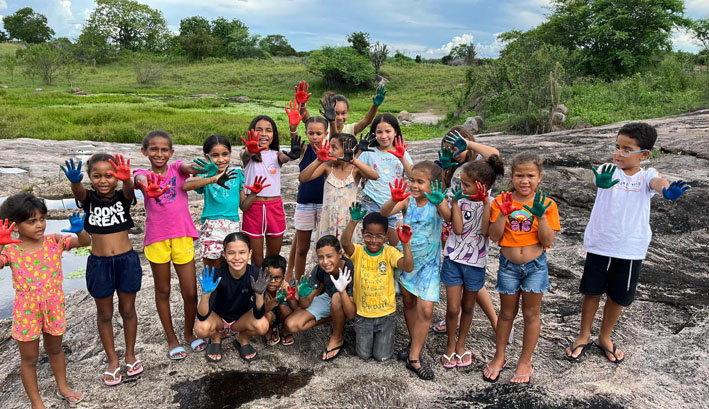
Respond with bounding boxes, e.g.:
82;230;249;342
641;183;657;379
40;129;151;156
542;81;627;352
17;43;65;85
133;56;163;85
388;51;415;67
307;46;375;87
654;54;693;92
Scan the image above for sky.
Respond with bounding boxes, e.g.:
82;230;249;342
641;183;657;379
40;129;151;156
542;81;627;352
0;0;707;58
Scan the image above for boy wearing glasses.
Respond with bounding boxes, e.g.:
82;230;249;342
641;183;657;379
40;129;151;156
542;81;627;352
262;255;297;346
342;207;414;361
564;122;690;364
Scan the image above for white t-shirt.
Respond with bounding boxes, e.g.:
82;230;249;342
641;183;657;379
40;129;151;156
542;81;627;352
583;165;659;260
443;199;489;268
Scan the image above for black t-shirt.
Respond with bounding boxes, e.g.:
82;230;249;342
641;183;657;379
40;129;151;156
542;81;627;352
309;257;355;298
78;190;136;234
209;264;266;322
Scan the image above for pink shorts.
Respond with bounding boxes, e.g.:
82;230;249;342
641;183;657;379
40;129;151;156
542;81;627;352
241;198;286;238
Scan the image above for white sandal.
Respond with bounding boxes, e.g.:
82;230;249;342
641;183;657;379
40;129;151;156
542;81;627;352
103;367;122;386
125;359;143;377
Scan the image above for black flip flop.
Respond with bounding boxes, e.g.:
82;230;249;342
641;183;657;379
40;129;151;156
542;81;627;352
205;341;222;363
564;341;594;362
406;359;435;380
596;342;624;364
234;339;257;362
322;343;344;362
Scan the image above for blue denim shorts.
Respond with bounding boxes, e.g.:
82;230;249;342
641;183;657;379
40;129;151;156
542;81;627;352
440;257;486;291
306;292;332;321
361;196;403;229
496;251;549;294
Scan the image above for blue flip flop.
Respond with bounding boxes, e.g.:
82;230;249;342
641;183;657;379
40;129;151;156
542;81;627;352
168;346;187;361
189;339;207;352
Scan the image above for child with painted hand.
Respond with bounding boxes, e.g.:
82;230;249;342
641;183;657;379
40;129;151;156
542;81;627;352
133;130;208;360
432;126;502;336
380;161;452;380
564;123;690;364
240;115;303;267
282;235;356;360
299;133;378;242
483;152;561;384
183;134;263;269
194;233;270;363
63;153;144;386
440;156;504;370
358;114;414;244
0;195;90;406
261;254;297;347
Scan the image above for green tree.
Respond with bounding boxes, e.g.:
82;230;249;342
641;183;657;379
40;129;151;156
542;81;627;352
3;7;55;43
259;34;296;56
449;42;476;65
690;18;709;52
370;42;388;75
17;43;66;84
347;31;371;56
82;0;169;52
0;30;8;42
1;55;18;80
226;25;266;59
211;17;246;56
75;24;115;64
308;46;375;87
178;16;217;60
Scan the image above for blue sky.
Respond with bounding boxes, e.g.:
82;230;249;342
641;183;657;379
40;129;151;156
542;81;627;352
1;0;707;57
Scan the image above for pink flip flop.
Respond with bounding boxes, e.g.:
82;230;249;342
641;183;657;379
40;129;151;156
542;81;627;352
456;351;473;367
441;353;457;369
125;359;143;377
103;367;122;387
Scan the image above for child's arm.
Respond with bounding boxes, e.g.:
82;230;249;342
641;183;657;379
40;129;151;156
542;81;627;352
481;198;492;237
523;192;555;247
444;131;499;160
395;225;414;272
427;181;452;222
59;212;91;249
332;265;356;320
351;157;378;181
450;199;464;236
353;85;386;135
650;177;690;200
381;178;410;217
196;267;221;319
489;193;516;243
341;218;359;257
61;158;87;202
183;175;219;192
298;158;329;183
239;130;268;168
0;219;23;268
240;176;269;212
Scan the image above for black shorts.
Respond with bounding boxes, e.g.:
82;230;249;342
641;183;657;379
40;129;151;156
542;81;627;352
580;252;642;307
86;250;143;298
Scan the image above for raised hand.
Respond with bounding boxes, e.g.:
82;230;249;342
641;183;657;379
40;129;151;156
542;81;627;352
397;224;413;244
349;201;367;221
244;175;271;194
436;147;458;169
332;266;352;293
61;211;85;233
282;133;304;160
337;138;355;163
354;132;376;155
295;81;312;105
251;267;269;295
592;164;619;189
495;191;522;216
136;172;171;199
192;155;218;177
297;275;317;298
389;177;411;202
373;84;387;106
387;135;408;159
663;180;690;201
317;139;337;162
276;287;287;303
443;131;468;158
216;168;238;189
285;100;303;127
0;219;22;245
197;266;221;294
425;180;448;205
60;158;83;183
319;96;336;122
108;154;131;181
240;130;267;154
286;285;296;301
469;181;489;202
523;190;552;218
451;186;470;202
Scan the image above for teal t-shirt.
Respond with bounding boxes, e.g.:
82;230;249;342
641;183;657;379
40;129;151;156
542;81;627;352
196;167;244;223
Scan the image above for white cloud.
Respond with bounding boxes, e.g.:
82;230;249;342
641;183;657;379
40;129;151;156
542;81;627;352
59;0;73;17
672;28;701;52
426;33;475;55
685;0;709;15
0;1;6;10
476;33;504;58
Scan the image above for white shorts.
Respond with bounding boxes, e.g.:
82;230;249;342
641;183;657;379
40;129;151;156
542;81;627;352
199;219;240;259
294;203;322;231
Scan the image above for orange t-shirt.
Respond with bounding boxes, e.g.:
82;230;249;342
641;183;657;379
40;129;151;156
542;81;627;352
490;194;561;248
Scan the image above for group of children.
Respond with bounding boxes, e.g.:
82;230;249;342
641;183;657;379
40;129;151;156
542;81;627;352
0;79;691;406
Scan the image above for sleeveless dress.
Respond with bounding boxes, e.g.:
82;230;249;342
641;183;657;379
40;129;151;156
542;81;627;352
317;165;358;241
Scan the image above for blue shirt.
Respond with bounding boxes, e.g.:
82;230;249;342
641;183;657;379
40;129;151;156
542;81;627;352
196;167;244;223
359;148;413;206
297;144;324;204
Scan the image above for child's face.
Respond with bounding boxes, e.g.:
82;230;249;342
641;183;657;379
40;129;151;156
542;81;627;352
265;266;285;292
224;240;251;273
375;121;397;149
89;160;119;195
329;138;343;158
306;122;327;147
460;173;478;196
335;101;349;128
511;161;542;198
141;136;174;169
316;245;342;274
362;223;387;254
613;134;650;170
254;119;274;149
409;169;432;199
15;210;46;241
442;136;470;163
207;144;231;173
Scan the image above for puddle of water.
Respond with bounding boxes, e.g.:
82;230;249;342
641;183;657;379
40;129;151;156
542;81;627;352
43;198;78;210
172;369;312;408
0;167;27;174
0;220;88;319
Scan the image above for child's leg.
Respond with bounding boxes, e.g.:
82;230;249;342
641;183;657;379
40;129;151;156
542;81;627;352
444;285;463;359
116;291;139;366
354;316;374;360
457;289;478;356
597;297;625;361
512;291;543;382
293;229;313;281
372;314;396;361
476;287;498;331
265;236;284;259
17;339;43;409
400;286;417;344
95;295;120;381
194;312;225;361
566;295;601;358
203;257;222;270
174;260;199;343
286;235;297;283
484;292;519;379
43;334;81;401
150;261;183;357
250;237;265;267
325;292;347;359
408;298;435;369
282;309;319;335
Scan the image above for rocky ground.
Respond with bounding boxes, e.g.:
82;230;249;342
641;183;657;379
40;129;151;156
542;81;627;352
0;110;707;408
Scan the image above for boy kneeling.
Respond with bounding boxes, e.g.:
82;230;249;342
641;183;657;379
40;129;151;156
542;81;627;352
283;235;356;361
194;232;270;363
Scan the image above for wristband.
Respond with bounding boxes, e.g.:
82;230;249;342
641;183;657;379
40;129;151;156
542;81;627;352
196;309;211;322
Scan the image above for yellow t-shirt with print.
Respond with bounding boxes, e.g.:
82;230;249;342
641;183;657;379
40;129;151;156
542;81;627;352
349;243;402;318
